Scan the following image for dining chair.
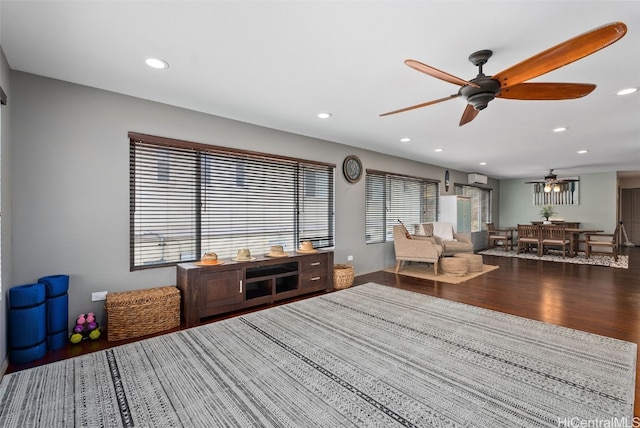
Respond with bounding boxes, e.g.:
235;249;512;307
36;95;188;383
541;225;570;258
585;226;619;261
517;224;541;256
486;223;514;251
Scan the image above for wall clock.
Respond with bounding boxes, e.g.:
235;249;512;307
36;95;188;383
343;155;363;183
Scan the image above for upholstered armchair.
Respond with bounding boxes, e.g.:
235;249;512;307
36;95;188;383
415;222;473;256
392;225;443;275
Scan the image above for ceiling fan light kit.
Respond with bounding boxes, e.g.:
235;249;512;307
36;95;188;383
527;169;580;205
381;22;627;126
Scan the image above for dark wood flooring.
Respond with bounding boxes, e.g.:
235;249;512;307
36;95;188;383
7;246;640;416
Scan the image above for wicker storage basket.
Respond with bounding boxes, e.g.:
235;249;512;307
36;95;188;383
106;286;180;341
439;257;468;277
453;253;484;272
333;264;354;290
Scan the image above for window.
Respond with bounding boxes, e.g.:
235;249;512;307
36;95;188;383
365;170;438;243
130;133;335;270
455;184;492;232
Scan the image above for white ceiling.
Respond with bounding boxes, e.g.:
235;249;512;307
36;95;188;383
1;1;639;180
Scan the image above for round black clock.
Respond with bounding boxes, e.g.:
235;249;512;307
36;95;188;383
343;155;363;183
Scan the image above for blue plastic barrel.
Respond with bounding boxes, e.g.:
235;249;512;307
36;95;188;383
39;274;70;351
9;283;47;364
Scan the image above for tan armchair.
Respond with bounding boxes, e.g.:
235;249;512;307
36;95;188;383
585;226;619;261
392;225;443;275
416;222;473;256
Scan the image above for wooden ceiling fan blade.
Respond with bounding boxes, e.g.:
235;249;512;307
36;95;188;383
459;104;479;126
380;94;460;117
496;83;596;100
493;22;627;89
558;178;580;182
405;59;480;88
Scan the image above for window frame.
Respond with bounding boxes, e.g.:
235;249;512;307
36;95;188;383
129;132;335;270
365;169;439;244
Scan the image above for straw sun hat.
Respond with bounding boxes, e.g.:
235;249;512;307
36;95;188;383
194;252;224;266
266;245;289;258
296;241;318;254
232;248;256;261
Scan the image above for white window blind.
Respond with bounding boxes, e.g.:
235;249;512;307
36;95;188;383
130;133;335;270
365;170;439;243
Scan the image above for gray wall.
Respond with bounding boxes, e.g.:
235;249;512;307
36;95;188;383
0;47;12;376
1;66;624;373
5;71;500;345
499;172;617;231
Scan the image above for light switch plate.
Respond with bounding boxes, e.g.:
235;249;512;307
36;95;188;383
91;291;108;302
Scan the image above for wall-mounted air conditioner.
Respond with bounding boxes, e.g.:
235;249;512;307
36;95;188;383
468;173;488;185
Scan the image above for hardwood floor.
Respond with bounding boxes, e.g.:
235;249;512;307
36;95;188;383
7;246;640;416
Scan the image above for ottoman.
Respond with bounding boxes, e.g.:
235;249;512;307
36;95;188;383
454;253;484;272
439;257;468;277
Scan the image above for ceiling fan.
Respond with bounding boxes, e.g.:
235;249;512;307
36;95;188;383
380;22;627;126
525;169;579;193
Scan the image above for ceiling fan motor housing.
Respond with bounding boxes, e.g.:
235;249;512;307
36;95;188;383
459;76;502;110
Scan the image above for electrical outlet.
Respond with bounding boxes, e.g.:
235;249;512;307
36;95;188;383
347;255;353;261
91;291;108;302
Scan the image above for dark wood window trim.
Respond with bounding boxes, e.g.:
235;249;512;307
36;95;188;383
129;132;335;270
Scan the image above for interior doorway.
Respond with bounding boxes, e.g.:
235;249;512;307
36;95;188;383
620;188;640;245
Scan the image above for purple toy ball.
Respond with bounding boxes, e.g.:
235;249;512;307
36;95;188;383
74;325;84;333
87;322;97;330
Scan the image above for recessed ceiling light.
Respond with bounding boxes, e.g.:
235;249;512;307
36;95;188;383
577;149;589;154
616;87;638;96
317;112;332;119
553;127;568;133
145;57;169;69
434;148;444;152
479;162;487;166
400;138;411;143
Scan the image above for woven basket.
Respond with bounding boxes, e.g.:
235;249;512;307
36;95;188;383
106;286;180;341
453;253;484;272
439;257;468;277
333;264;354;290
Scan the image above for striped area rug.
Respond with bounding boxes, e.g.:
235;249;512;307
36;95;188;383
0;283;635;427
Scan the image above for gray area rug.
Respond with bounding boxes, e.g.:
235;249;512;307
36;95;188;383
479;248;629;269
0;283;635;427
